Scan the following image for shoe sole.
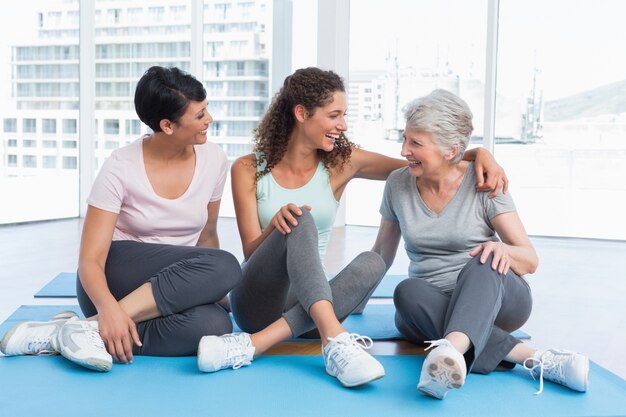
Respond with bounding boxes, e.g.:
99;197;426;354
58;346;112;372
418;355;465;399
0;322;26;355
327;368;386;388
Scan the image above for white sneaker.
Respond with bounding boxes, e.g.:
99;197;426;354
523;349;589;394
0;311;78;356
322;332;385;387
52;317;112;372
418;339;467;399
198;333;255;373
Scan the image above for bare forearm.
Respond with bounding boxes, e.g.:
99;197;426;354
242;224;275;260
78;261;118;314
504;244;538;276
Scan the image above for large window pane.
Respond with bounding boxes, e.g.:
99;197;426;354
347;0;487;225
0;1;79;224
495;0;626;239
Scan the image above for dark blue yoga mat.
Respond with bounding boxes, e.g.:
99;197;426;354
34;272;77;298
0;354;624;417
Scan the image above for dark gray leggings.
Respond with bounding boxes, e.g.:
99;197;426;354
394;254;533;374
77;241;242;356
230;209;386;337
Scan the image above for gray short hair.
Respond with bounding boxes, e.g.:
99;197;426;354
402;89;473;163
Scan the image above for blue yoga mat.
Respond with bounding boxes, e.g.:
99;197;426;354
371;274;405;298
1;304;530;345
34;272;77;298
0;354;624;417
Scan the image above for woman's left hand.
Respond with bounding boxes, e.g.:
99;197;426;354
470;241;510;274
474;148;509;198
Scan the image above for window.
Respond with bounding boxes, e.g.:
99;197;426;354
42;118;57;134
125;119;141;135
23;118;37;133
23;155;37;168
62;156;77;169
62;140;77;149
42;140;57;148
7;139;18;147
62;119;77;134
104;119;119;135
494;0;626;240
3;118;17;132
346;0;487;226
7;155;18;167
23;139;37;148
43;156;56;168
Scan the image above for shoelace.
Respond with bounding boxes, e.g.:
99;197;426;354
27;337;53;354
325;333;374;372
523;355;557;395
424;339;453;352
220;335;252;370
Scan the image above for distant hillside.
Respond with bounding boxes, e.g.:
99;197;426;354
544;79;626;121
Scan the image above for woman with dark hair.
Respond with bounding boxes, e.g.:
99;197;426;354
0;66;242;372
197;67;507;388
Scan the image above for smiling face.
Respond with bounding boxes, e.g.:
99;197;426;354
171;99;213;145
299;91;348;153
401;127;448;177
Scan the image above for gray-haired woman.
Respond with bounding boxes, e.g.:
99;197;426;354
372;89;589;399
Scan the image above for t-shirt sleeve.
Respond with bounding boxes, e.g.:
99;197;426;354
379;172;399;222
86;155;125;214
482;186;516;221
209;147;228;202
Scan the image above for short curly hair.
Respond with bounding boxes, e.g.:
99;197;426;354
253;67;355;180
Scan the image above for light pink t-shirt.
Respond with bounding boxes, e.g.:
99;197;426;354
88;137;228;246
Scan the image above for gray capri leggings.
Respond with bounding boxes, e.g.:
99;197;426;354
230;209;386;337
77;240;242;356
394;254;532;374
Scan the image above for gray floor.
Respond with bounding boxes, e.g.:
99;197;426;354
1;217;625;380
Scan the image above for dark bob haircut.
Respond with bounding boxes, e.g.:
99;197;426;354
134;66;206;132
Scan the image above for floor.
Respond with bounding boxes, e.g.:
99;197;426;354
0;217;624;379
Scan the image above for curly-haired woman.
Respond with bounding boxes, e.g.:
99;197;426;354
197;67;506;388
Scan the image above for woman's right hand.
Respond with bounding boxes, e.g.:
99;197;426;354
97;303;142;364
270;203;312;234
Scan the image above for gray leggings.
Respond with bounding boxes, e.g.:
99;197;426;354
230;209;386;337
77;241;242;356
394;254;532;374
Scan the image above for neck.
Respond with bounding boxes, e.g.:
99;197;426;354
144;133;191;160
417;163;466;193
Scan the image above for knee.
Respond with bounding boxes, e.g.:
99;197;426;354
290;208;317;235
200;249;242;287
393;278;420;313
193;304;233;336
458;254;501;285
351;251;386;283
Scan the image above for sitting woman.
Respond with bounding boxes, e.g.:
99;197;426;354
197;68;507;388
371;89;589;398
0;66;242;371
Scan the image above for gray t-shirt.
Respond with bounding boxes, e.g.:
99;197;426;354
379;162;516;293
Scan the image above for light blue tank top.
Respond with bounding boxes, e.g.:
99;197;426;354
256;153;340;260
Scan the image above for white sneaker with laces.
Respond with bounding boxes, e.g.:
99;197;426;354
417;339;467;399
322;332;385;387
52;317;112;372
198;333;255;372
523;349;589;394
0;311;78;356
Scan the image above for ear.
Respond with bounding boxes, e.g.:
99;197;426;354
294;104;308;122
159;119;174;135
445;144;459;161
